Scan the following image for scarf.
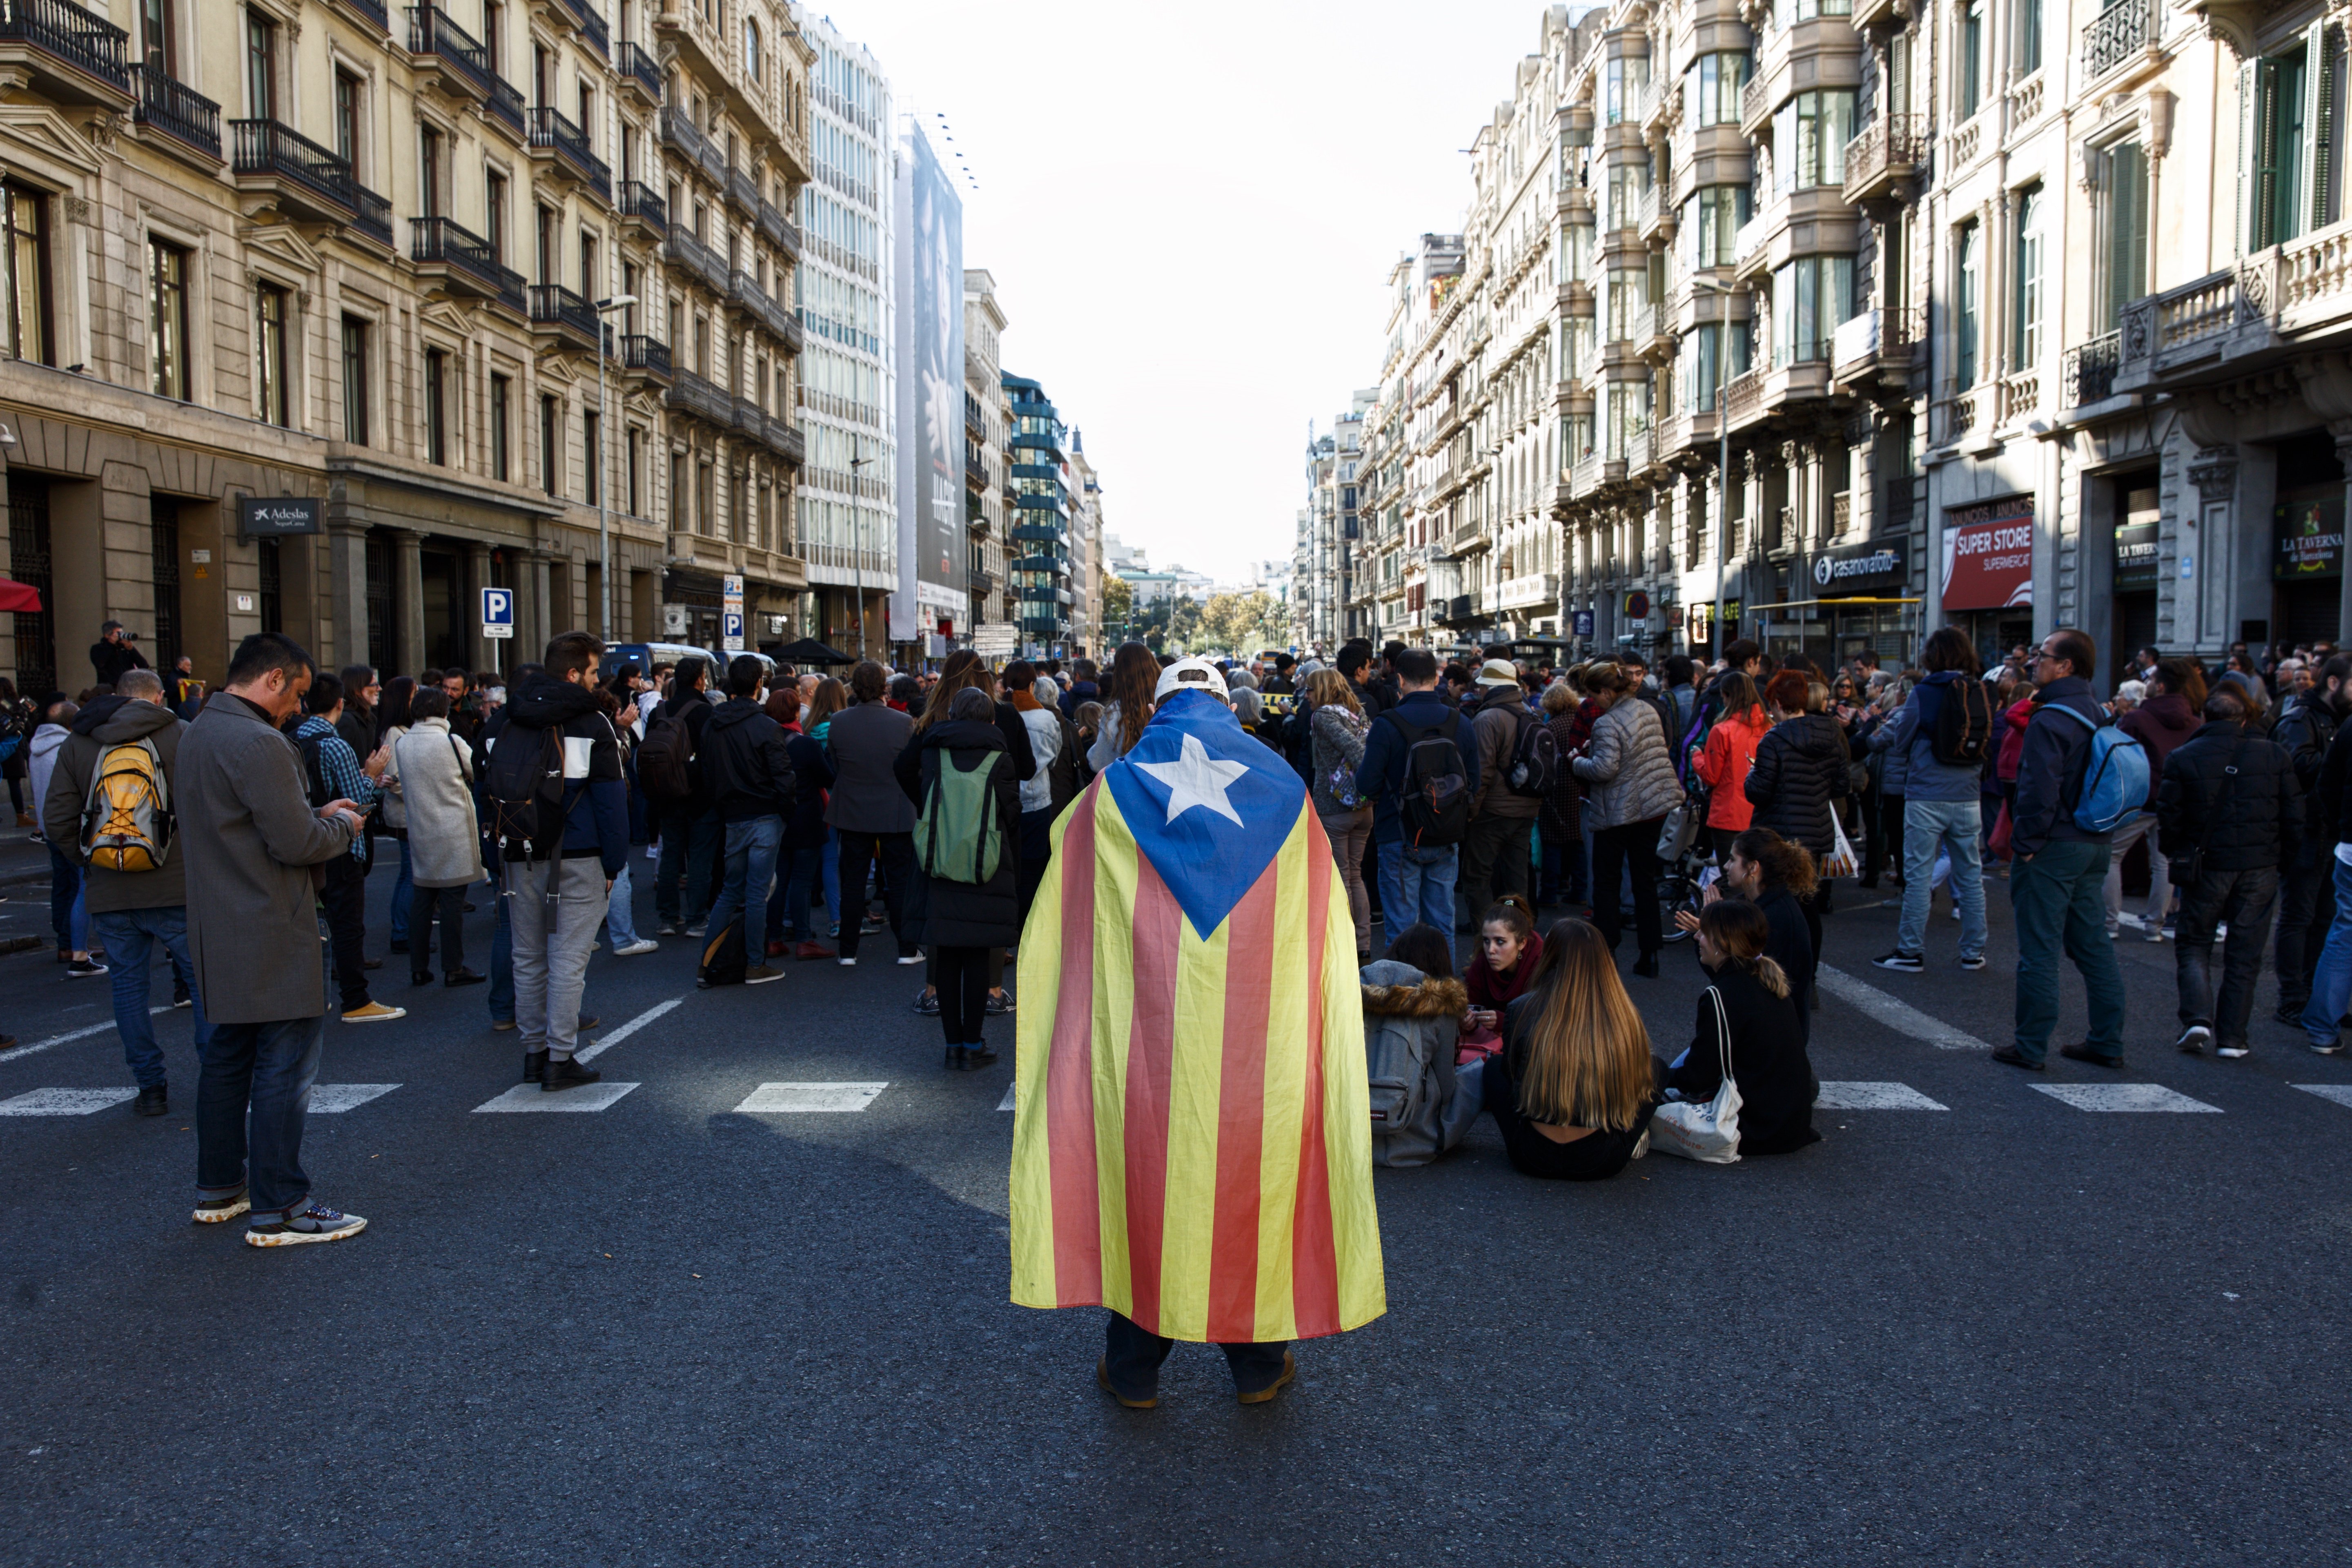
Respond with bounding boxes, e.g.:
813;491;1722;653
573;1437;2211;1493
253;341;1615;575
1009;688;1045;713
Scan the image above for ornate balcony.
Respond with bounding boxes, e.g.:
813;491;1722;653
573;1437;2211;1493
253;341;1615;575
230;119;393;247
130;65;219;161
1831;305;1923;392
664;225;729;297
2064;331;2122;408
667;367;732;425
528;106;610;203
0;0;130;109
618;39;660;102
617;178;666;238
410;215;524;312
553;0;608;57
406;6;494;106
1842;115;1922;206
619;333;671;384
726;165;758;216
526;282;600;352
2082;0;2161;85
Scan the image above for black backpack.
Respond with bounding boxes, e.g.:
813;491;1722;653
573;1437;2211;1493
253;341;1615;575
1385;710;1471;846
1500;704;1559;797
1930;678;1996;766
486;719;568;863
635;710;695;802
295;731;332;810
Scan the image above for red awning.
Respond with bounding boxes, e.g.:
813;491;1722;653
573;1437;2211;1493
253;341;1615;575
0;578;40;615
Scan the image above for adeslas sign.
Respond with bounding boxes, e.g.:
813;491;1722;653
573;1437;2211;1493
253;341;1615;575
237;496;321;538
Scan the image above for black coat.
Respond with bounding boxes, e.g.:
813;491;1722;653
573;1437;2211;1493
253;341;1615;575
2271;692;2342;844
892;717;1022;948
1744;712;1850;862
1752;883;1815;1045
781;728;834;851
700;696;797;823
2154;720;2301;871
1667;961;1819;1157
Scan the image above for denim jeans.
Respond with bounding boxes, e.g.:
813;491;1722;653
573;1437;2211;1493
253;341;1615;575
489;886;514;1025
2173;863;2279;1046
1899;797;1987;960
2010;838;2124;1063
388;837;414;944
89;905;211;1088
822;834;841;928
2274;843;2334;1015
771;842;825;943
47;844;85;951
655;803;724;926
604;858;643;947
1375;840;1458;934
705;815;783;959
197;1013;325;1217
2299;853;2352;1048
1459;814;1534;929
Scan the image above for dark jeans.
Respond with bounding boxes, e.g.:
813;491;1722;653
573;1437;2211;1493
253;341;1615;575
89;905;209;1087
705;815;783;962
1017;807;1057;931
196;1013;325;1217
835;828;916;958
1101;1311;1289;1402
2176;863;2280;1045
655;802;724;926
320;853;370;1010
2274;847;2334;1014
2010;838;2125;1063
1869;792;1905;883
489;889;513;1025
1539;821;1588;902
47;843;82;950
1590;817;1666;957
409;884;468;976
935;944;992;1047
768;842;827;944
1460;813;1534;927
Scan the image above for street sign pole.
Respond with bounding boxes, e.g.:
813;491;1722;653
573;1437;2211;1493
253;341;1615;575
481;586;515;675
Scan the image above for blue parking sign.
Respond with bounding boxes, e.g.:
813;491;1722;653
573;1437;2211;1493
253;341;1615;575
481;587;515;639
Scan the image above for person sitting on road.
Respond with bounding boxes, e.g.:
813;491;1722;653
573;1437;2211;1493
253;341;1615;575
1460;895;1543;1063
1360;921;1475;1169
1664;898;1819;1157
1486;915;1659;1182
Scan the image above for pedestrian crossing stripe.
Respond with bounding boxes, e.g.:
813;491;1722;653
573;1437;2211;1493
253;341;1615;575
733;1082;887;1114
2293;1084;2352;1109
0;1087;139;1115
473;1082;641;1113
310;1084;400;1114
998;1083;1016;1112
1815;1081;1948;1110
2032;1084;2222;1113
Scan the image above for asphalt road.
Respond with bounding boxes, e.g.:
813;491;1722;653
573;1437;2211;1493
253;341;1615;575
2;854;2349;1566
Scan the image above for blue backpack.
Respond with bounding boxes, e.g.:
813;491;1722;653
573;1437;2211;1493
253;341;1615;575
2046;704;2149;833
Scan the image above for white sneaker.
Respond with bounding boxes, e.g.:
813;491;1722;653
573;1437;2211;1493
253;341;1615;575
2176;1023;2212;1055
895;952;924;966
838;956;856;967
613;938;660;957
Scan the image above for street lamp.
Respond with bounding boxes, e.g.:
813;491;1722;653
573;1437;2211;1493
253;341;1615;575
849;443;873;660
592;294;638;644
1690;275;1743;662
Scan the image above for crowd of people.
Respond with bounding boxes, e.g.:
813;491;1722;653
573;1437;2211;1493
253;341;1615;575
12;610;2352;1252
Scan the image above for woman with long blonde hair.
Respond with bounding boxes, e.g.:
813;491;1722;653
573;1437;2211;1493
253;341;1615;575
1486;917;1659;1180
1303;667;1374;958
1085;642;1164;771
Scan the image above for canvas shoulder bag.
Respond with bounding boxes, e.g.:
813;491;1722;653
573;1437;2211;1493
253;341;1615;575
1649;985;1742;1164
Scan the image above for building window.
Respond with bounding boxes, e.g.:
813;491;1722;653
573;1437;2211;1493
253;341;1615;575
2099;140;2149;325
583;408;600;506
1960;0;1984;119
257;537;282;634
419;123;443;216
1686;52;1749;127
697;459;714;534
1690;185;1748;268
341;316;369;443
579;229;597;301
1792;0;1852;15
2246;43;2323;250
245;8;276;120
627;427;642;515
3;183;50;365
1771;254;1855;364
334;70;362;171
744;16;761;80
139;0;175;74
148;238;189;400
484;0;504;76
490;372;512;480
2015;0;2042;75
1956;221;1981;388
485;170;508;261
423;347;447;464
1682;320;1751;410
2013;183;2043;367
1773;91;1856;190
536;204;557;284
669;450;684;529
540;393;561;496
254;280;290;426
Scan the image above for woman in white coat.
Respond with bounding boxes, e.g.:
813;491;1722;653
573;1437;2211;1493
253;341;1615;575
386;687;487;986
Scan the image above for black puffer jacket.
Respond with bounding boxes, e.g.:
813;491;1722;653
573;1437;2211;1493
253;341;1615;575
2271;692;2342;844
1744;712;1850;862
892;717;1022;948
2154;720;2301;871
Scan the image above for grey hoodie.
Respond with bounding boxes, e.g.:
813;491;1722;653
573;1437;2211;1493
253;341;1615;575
39;698;190;912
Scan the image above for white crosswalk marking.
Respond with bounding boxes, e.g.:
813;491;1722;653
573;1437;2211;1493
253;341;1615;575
734;1082;887;1113
998;1083;1017;1112
473;1082;641;1113
575;998;682;1063
2033;1084;2222;1113
0;1087;140;1115
0;1006;177;1066
1815;966;1993;1050
309;1084;399;1114
2292;1084;2352;1109
1815;1081;1949;1110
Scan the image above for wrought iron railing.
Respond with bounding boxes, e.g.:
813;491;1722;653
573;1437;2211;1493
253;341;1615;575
230;118;391;245
527;282;598;343
620;334;671;379
618;179;666;233
2082;0;2153;80
411;215;523;311
619;39;659;98
131;65;219;158
2065;331;2122;405
406;6;494;100
529;106;610;200
0;0;129;91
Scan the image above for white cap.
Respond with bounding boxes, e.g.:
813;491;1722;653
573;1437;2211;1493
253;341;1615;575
1153;656;1230;702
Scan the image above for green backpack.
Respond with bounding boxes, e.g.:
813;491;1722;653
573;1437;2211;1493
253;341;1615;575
916;746;1004;885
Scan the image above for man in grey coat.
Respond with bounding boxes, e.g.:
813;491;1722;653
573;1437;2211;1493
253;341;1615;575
825;659;920;965
1458;659;1541;928
40;668;207;1116
178;633;370;1247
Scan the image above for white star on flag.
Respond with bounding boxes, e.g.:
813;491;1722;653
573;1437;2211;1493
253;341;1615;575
1135;732;1250;828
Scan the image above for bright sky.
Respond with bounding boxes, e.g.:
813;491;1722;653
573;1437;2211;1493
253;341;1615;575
823;0;1556;585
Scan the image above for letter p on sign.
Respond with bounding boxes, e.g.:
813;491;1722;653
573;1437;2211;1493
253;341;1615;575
482;587;515;639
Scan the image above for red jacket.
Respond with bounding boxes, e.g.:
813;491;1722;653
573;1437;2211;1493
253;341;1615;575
1996;697;2033;783
1695;707;1769;828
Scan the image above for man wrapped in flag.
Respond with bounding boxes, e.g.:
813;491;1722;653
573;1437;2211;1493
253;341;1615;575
1010;656;1384;1408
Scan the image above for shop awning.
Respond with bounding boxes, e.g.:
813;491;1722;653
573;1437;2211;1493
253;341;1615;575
0;578;42;614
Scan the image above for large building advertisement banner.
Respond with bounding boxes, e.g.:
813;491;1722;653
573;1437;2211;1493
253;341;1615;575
1941;497;2036;611
891;119;967;646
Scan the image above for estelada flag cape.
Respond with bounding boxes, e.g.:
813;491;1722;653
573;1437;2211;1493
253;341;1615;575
1009;689;1385;1342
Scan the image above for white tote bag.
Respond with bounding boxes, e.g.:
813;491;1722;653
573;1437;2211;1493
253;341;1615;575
1649;986;1742;1164
1823;807;1859;880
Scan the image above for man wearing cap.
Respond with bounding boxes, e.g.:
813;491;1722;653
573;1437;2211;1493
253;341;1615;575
1011;653;1383;1410
1459;658;1542;927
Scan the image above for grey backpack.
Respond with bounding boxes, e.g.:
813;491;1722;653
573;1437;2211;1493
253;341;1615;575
1360;959;1481;1168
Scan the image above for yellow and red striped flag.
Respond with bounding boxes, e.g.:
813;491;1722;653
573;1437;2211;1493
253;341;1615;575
1009;690;1384;1343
